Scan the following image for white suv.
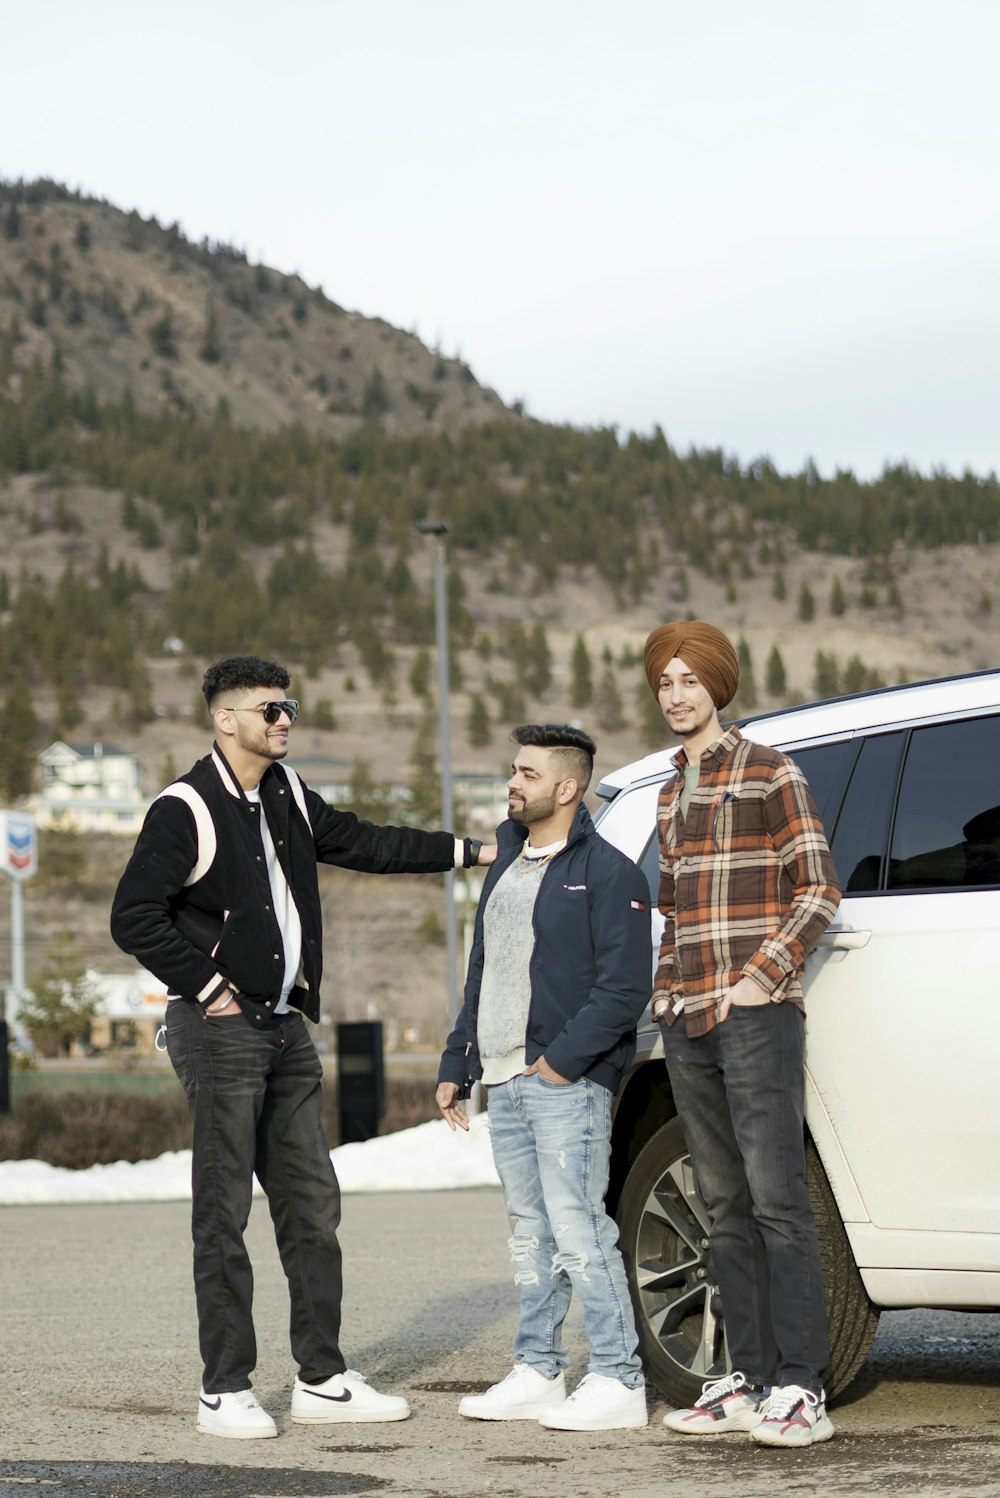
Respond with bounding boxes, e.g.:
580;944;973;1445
594;669;1000;1404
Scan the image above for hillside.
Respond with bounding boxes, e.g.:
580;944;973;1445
4;460;1000;793
0;180;511;438
2;180;1000;1047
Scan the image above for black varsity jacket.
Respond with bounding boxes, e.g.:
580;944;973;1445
110;745;456;1025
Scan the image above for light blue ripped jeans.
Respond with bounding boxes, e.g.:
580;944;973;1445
487;1072;644;1387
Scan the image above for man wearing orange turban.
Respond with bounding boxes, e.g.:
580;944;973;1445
644;620;842;1449
643;621;740;712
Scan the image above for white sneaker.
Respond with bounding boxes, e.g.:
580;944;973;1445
197;1387;277;1440
290;1369;410;1424
459;1366;567;1421
751;1385;835;1447
538;1373;648;1431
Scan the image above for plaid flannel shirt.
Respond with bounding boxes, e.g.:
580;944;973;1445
654;728;841;1037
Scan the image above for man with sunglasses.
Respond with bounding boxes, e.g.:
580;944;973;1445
111;655;491;1440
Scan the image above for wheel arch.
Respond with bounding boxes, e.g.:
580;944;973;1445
608;1058;676;1217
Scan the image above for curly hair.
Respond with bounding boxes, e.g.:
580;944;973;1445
202;656;290;711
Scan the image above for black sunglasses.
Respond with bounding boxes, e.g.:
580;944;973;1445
226;699;299;725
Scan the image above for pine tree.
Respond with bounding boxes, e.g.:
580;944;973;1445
20;936;98;1057
766;645;787;698
593;663;626;732
149;306;178;358
66;288;85;325
524;622;552;696
409;648;431;699
355;621;393;688
569;633;593;709
127;659;155;726
813;650;841;699
362;367;390;422
842;655;868;694
485;673;526;721
199;300;222;364
466;692;491;747
0;671;37;798
407;712;441;827
830;576;846;616
55;675;83;734
158;751;178;787
798;581;816;622
736;637;758;710
636;680;666;750
347;758;395;822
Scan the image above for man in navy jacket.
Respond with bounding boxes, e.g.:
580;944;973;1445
112;655;490;1440
437;724;652;1431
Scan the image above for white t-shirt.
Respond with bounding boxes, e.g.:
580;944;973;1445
246;786;302;1014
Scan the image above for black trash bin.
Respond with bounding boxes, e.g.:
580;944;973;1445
0;1019;9;1115
336;1021;385;1144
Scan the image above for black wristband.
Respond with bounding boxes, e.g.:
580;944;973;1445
463;837;483;868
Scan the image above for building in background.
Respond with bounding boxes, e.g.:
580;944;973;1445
85;968;168;1054
30;741;146;834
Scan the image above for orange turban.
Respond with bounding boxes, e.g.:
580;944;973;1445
643;621;740;710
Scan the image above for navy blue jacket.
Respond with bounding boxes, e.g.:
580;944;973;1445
438;803;652;1095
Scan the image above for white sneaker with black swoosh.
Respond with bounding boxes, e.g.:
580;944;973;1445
290;1369;411;1423
197;1387;277;1439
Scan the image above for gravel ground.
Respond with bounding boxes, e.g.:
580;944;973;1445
3;1190;1000;1498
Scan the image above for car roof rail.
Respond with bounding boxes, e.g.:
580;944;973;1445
594;666;1000;803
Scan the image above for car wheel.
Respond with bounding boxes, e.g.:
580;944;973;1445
616;1116;879;1405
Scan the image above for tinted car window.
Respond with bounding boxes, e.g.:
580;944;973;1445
888;714;1000;890
830;732;905;894
785;740;859;843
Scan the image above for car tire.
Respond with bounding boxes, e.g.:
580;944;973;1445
616;1115;879;1406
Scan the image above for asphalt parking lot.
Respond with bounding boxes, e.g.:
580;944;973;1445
4;1189;999;1498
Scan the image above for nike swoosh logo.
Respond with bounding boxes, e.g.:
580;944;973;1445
199;1396;222;1411
303;1388;352;1403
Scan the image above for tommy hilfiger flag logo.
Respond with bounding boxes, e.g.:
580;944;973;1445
631;899;647;911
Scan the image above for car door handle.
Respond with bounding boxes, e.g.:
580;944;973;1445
818;928;872;950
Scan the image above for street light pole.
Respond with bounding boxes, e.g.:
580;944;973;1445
415;518;459;1027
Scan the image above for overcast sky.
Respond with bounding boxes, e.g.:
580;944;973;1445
4;0;999;479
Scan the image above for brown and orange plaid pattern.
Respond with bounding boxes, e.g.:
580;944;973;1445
654;729;841;1038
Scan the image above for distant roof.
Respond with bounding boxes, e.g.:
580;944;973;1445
289;754;351;773
40;740;134;763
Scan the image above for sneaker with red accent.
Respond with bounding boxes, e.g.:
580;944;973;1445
663;1372;768;1434
751;1384;835;1447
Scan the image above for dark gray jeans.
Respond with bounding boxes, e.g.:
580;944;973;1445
165;1002;344;1393
663;1002;829;1393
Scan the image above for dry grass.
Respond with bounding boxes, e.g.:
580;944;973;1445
0;1077;438;1169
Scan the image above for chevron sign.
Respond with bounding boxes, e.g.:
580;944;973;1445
0;812;37;881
